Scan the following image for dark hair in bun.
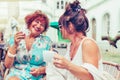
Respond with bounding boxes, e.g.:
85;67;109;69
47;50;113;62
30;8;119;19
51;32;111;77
59;0;89;36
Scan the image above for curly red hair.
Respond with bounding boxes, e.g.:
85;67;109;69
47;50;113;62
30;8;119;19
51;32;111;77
25;10;49;32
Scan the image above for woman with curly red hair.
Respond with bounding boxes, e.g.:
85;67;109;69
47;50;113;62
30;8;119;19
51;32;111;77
4;10;52;80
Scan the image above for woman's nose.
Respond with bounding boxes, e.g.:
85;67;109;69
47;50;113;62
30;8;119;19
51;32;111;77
36;23;41;28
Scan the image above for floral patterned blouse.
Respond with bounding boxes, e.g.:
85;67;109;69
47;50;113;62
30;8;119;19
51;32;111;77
6;35;52;80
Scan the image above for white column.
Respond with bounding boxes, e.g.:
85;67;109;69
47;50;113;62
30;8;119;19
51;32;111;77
4;1;20;42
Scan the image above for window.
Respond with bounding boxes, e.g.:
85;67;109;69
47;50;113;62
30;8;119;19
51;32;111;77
56;1;68;9
92;18;96;40
57;2;59;9
102;13;110;36
65;2;68;6
41;0;46;3
61;1;63;5
61;5;63;9
61;0;64;9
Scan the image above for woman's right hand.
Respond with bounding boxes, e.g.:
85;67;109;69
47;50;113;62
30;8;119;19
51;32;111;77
4;32;25;68
14;32;25;46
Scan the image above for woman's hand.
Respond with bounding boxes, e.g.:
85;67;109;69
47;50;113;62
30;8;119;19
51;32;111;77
30;68;41;77
4;32;25;68
30;67;45;77
53;54;71;69
14;32;25;46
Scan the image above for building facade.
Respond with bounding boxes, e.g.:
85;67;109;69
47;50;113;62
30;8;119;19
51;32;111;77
0;0;120;53
85;0;120;53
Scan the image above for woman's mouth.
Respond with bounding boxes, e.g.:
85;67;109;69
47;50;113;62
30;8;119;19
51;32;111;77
33;26;40;32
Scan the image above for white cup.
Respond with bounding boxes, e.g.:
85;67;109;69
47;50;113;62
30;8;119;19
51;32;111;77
19;26;30;37
43;50;56;63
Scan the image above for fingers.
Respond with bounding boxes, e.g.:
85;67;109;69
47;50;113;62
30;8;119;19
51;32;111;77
14;32;25;45
53;54;64;68
30;68;36;72
54;62;63;68
53;59;66;69
15;32;25;39
30;68;39;77
30;68;37;76
53;54;63;60
53;54;63;63
53;54;70;69
53;59;61;65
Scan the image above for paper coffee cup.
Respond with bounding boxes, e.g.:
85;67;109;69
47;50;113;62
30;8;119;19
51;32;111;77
43;50;56;63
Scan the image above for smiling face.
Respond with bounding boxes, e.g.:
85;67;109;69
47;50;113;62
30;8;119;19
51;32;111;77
29;17;45;37
25;10;49;37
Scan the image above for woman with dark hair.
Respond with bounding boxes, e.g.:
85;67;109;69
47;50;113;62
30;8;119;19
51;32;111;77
46;1;115;80
4;10;52;80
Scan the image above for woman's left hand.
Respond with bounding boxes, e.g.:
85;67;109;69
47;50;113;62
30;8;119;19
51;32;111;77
53;54;71;69
30;68;41;77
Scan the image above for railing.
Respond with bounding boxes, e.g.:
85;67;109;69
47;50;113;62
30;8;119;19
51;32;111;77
103;61;120;80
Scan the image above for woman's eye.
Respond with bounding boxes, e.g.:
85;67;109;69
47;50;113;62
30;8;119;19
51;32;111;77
35;20;40;23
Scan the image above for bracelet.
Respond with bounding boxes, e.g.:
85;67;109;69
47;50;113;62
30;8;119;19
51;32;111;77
7;51;16;58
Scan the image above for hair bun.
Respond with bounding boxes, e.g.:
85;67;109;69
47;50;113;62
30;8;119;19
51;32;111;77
70;0;81;12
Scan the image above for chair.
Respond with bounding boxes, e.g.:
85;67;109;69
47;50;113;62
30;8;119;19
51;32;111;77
103;61;120;80
0;43;7;80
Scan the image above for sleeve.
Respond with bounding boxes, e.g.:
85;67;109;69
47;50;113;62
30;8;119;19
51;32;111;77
81;63;116;80
7;36;14;47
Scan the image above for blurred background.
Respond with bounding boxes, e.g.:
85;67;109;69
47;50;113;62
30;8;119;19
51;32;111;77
0;0;120;63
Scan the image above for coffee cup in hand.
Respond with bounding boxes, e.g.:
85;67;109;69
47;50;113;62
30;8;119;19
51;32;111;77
43;50;57;63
